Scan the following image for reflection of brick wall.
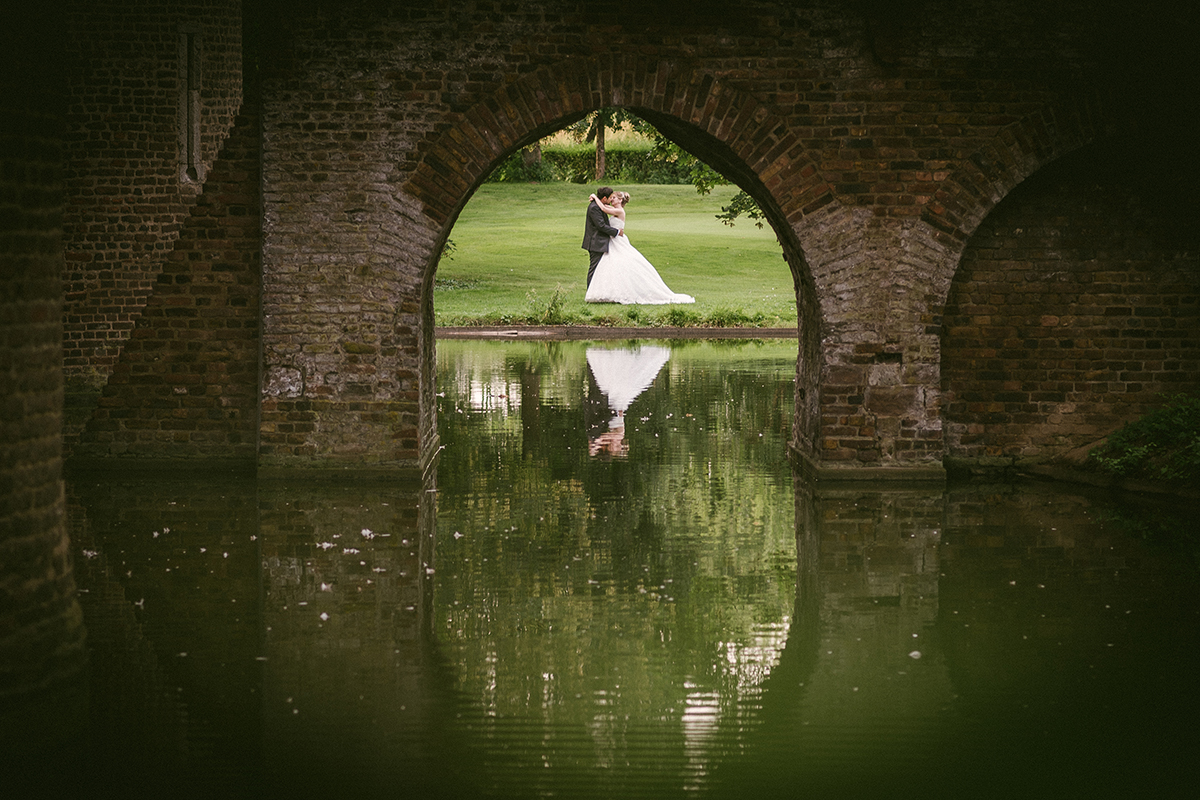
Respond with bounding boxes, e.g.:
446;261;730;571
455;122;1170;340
943;152;1200;465
66;477;262;788
808;491;942;612
62;1;243;381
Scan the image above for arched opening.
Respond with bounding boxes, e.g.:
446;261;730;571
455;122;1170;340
941;140;1200;470
403;61;827;478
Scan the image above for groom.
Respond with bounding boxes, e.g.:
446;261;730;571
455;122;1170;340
581;186;623;288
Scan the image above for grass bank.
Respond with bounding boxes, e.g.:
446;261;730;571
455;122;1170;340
434;183;796;328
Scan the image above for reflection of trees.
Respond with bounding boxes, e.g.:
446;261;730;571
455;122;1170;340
434;339;799;791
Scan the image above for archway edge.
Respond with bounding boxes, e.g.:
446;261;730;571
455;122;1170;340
923;89;1112;252
400;52;829;253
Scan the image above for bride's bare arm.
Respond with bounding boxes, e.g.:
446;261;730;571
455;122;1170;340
589;193;623;216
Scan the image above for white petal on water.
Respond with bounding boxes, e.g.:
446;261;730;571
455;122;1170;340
909;650;922;659
319;612;329;621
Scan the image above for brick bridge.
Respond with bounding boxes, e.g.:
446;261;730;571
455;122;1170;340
2;0;1197;718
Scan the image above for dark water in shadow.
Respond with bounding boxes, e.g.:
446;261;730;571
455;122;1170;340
40;340;1199;799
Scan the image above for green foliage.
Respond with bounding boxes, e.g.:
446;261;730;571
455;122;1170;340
488;111;767;230
488;149;557;183
564;107;648;146
701;306;768;327
639;123;766;226
525;285;569;325
642;128;725;193
1088;394;1200;482
716;191;767;228
662;306;701;327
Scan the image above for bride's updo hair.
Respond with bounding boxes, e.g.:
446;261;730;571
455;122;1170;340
619;191;631;205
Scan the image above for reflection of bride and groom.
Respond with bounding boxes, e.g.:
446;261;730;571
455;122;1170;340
586;344;671;459
581;186;695;305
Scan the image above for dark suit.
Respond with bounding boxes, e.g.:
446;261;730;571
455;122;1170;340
581;199;620;287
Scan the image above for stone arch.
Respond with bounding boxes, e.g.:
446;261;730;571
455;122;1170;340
940;134;1200;469
924;91;1111;300
768;92;1115;478
402;53;831;239
397;53;830;468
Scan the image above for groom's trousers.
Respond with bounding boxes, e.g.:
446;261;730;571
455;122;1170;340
587;249;604;288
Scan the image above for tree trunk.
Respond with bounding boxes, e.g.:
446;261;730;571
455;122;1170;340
522;140;541;167
595;123;606;180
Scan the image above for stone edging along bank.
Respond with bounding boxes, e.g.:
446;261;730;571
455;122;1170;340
437;325;800;340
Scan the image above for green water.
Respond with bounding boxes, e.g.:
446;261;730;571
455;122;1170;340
50;339;1198;799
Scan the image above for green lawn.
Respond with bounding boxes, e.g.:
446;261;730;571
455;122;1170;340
434;183;797;327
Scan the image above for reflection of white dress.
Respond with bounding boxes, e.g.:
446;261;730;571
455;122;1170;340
586;345;671;414
585;217;695;305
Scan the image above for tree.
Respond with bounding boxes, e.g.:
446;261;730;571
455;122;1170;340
571;109;766;226
641;126;766;228
567;108;643;180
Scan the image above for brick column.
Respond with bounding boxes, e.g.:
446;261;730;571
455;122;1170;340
0;15;88;756
796;213;954;481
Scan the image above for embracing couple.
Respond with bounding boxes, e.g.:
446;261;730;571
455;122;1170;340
581;187;695;305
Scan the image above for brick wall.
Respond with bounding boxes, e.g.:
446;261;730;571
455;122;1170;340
942;144;1200;467
71;108;262;462
61;0;244;384
41;0;1194;475
260;0;1164;474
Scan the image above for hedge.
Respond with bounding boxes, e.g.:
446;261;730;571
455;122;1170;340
488;146;697;184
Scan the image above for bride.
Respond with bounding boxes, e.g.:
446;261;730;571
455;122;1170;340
584;191;695;305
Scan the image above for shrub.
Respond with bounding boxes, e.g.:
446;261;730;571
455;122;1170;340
1088;394;1200;483
525;285;570;325
663;306;701;327
703;307;767;327
488;150;557;183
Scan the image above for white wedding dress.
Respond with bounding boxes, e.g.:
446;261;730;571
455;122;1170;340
585;217;695;305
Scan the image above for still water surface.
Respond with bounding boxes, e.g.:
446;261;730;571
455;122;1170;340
58;339;1198;798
